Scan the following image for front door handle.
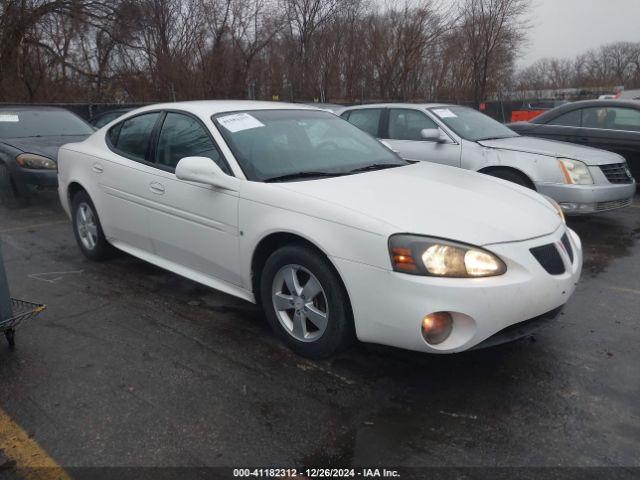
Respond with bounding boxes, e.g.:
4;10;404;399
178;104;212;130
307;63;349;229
149;181;165;195
92;163;104;173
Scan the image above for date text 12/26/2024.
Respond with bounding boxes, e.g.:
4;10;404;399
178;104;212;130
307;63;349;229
233;468;401;478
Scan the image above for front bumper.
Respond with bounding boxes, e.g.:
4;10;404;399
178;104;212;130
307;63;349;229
332;226;582;354
472;305;563;350
535;175;636;215
12;167;58;195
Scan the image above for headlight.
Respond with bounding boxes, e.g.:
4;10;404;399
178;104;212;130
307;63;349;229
389;235;507;278
541;195;565;224
16;153;57;170
558;158;593;185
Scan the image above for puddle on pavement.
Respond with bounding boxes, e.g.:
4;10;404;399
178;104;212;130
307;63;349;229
567;215;640;277
299;340;554;468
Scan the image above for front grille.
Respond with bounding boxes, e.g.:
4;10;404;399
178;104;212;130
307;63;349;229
600;163;633;184
530;243;565;275
560;233;574;264
596;197;633;211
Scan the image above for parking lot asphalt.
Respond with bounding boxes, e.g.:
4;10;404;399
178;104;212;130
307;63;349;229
0;193;639;479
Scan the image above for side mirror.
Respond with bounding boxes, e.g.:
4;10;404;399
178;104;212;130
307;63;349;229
175;156;238;191
420;128;447;143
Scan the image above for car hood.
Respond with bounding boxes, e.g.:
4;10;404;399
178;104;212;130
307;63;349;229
1;135;90;162
276;162;561;246
477;136;623;165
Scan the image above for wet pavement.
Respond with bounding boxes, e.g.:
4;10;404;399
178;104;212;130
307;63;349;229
0;193;639;479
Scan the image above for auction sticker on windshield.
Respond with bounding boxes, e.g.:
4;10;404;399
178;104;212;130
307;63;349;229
217;113;265;133
0;114;19;122
433;108;457;118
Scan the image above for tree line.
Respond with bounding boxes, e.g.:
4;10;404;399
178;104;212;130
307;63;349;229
516;42;640;94
0;0;637;107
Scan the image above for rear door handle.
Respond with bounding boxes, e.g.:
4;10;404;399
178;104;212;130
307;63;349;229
92;163;104;173
149;181;165;194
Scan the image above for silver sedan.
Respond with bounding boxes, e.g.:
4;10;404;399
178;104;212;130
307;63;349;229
339;103;636;214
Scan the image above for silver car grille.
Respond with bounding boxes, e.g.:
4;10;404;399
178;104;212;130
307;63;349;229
599;163;634;184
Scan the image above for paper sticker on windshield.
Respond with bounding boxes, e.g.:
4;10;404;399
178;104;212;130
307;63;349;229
0;114;19;122
217;113;264;132
433;109;457;118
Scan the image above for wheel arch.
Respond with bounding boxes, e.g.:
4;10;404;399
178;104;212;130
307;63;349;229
250;231;353;316
478;165;537;190
67;181;88;203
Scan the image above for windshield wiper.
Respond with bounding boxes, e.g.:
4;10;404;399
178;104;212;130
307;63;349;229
264;163;404;182
264;171;346;183
12;134;85;139
348;163;403;174
478;135;516;141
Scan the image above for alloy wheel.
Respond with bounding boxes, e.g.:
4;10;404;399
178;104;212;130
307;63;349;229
271;264;329;342
76;202;98;251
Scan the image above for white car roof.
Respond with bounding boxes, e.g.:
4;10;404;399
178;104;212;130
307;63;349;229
341;103;457;110
129;100;320;117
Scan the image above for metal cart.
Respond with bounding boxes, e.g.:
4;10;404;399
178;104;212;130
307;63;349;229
0;299;46;349
1;241;46;350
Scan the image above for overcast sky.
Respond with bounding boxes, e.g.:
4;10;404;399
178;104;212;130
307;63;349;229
519;0;640;66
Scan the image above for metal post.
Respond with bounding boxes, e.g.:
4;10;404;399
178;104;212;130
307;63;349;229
0;240;11;321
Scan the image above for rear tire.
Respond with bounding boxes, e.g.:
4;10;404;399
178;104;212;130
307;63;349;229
71;191;113;261
484;168;534;190
260;244;353;359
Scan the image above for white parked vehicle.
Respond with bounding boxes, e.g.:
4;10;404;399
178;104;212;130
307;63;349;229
339;103;636;214
58;101;582;358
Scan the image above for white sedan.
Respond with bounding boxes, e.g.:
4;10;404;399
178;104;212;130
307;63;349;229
57;101;582;358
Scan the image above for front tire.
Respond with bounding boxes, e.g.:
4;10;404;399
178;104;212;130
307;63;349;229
484;168;535;189
260;244;353;359
71;191;112;261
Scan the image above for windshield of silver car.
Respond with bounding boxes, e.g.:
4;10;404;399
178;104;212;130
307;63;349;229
212;109;407;182
429;106;519;142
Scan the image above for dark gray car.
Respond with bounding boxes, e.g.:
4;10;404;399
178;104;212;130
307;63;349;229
89;108;132;129
0;106;94;206
508;100;640;181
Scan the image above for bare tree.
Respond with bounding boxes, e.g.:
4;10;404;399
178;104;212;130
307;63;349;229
458;0;529;106
17;0;633;105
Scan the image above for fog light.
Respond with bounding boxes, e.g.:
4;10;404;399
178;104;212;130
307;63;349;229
421;312;453;345
559;202;578;212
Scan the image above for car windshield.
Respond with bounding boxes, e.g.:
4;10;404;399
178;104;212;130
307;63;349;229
212;109;407;182
429;106;518;141
0;109;94;138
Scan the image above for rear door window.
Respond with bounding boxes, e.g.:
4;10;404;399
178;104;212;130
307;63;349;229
110;113;161;161
547;110;581;127
344;109;382;137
